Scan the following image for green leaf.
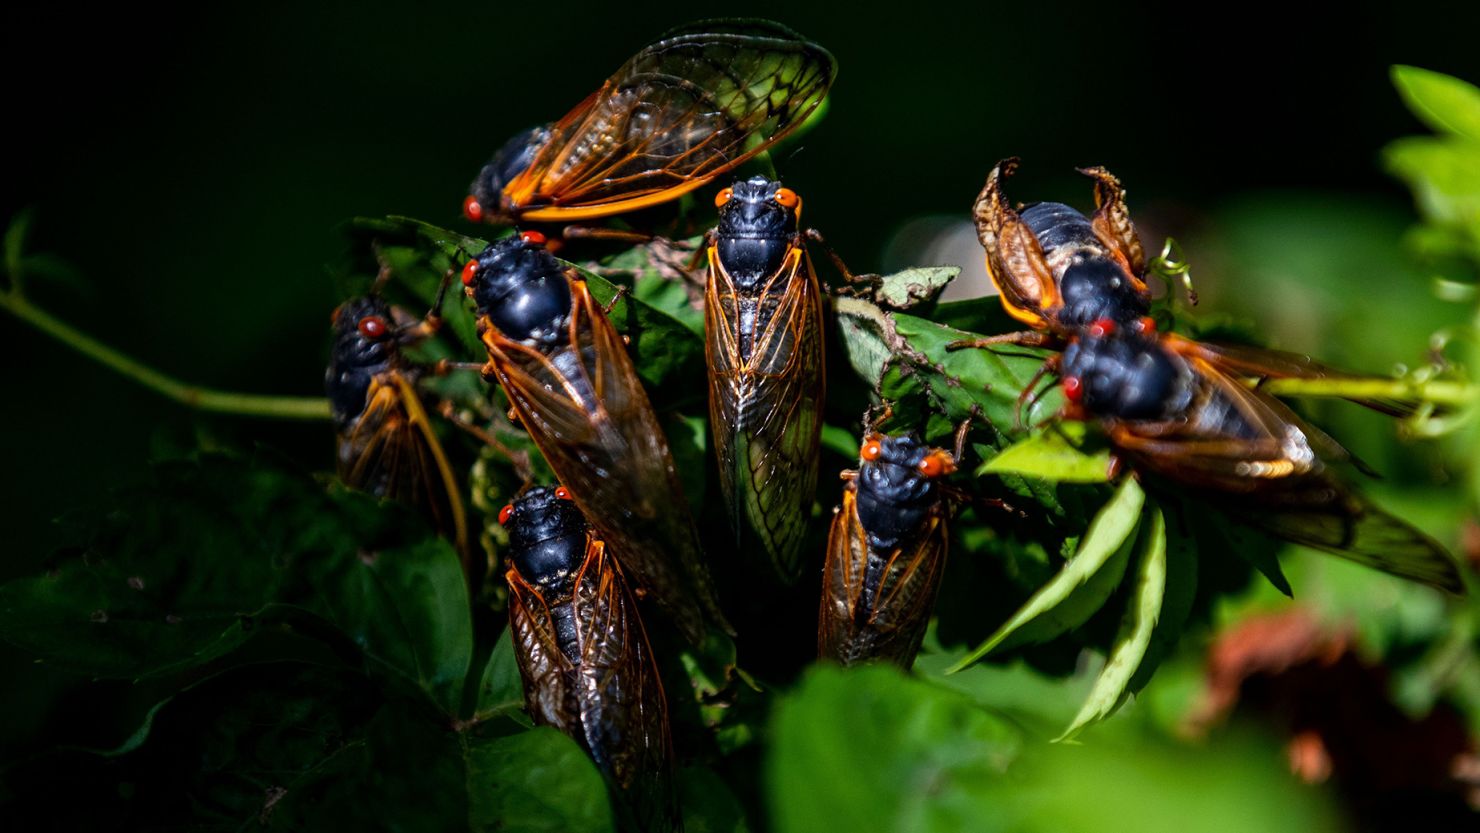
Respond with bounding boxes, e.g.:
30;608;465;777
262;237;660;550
1127;503;1199;696
1384;137;1480;233
467;728;617;833
980;425;1112;483
947;478;1145;672
678;767;752;833
768;665;1021;833
1392;65;1480;142
871;266;959;310
276;496;473;715
1057;503;1168;741
474;626;527;724
0;456;476;716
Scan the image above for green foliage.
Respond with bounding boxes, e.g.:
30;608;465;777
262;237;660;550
8;65;1480;833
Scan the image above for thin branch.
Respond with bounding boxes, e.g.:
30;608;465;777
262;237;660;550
2;291;331;420
1258;375;1477;408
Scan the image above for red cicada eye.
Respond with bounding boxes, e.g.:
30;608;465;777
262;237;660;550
917;452;955;479
714;187;733;208
357;315;389;339
461;260;480;287
554;486;572;500
520;230;547;246
1087;319;1117;338
499;504;515;526
1063;376;1084;403
773;187;799;208
463;195;484;223
860;438;883;462
1137;316;1157;334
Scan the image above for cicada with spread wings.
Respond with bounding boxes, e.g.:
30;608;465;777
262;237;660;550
464;19;836;226
1056;321;1463;593
502;486;677;832
462;231;729;642
705;176;825;584
820;433;958;667
326;294;470;567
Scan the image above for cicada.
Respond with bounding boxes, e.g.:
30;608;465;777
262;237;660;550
463;20;835;227
949;157;1152;351
820;433;958;667
326;294;469;564
704;177;825;583
462;231;729;642
1056;320;1463;593
502;485;677;832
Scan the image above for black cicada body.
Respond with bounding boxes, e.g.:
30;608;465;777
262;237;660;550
326;295;469;563
820;433;957;667
1058;321;1462;593
462;231;729;642
705;176;825;584
502;486;677;831
463;20;835;227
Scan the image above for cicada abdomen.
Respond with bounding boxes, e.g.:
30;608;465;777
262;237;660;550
502;486;677;832
705;177;825;584
1058;321;1463;593
820;434;957;667
463;231;729;642
326;295;469;564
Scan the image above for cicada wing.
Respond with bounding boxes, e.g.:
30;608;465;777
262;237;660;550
863;515;949;667
338;374;470;564
1227;485;1463;594
1080;165;1147;275
506;21;835;222
706;244;825;582
484;276;726;642
507;571;581;733
1166;334;1419;418
972;159;1061;329
571;542;679;831
819;487;869;661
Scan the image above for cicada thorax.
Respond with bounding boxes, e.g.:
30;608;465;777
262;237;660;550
325;295;469;562
464;232;729;643
462;20;836;228
820;434;956;667
972;159;1151;337
705;177;825;584
501;486;678;830
1058;324;1463;593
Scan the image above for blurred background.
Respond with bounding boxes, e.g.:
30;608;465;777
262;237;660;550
6;2;1480;829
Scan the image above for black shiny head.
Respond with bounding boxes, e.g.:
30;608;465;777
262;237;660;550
1060;326;1195;421
325;296;397;428
467;125;552;220
853;434;953;552
463;233;571;345
502;486;589;594
714;176;800;290
1057;257;1149;329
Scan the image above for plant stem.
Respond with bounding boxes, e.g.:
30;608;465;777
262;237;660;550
1258;375;1477;407
3;291;331;420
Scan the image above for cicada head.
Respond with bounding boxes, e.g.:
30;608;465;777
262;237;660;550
501;485;588;594
465;125;553;223
854;434;954;551
714;176;800;290
326;295;398;428
1060;323;1195;421
1057;257;1148;330
462;231;572;346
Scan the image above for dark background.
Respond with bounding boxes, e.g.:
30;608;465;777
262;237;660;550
4;3;1478;582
